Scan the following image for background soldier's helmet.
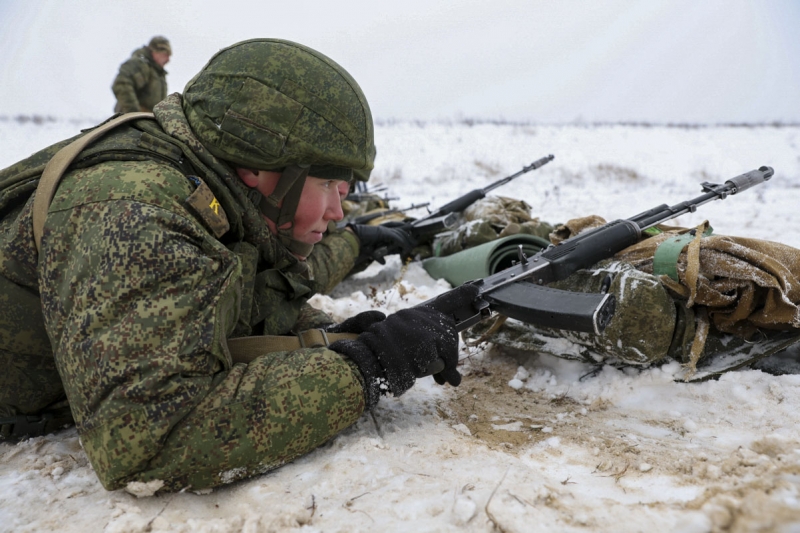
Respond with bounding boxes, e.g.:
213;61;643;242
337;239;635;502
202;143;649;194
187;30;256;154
182;38;375;181
182;38;376;256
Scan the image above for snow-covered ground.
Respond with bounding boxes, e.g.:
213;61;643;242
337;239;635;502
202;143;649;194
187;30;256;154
2;118;800;532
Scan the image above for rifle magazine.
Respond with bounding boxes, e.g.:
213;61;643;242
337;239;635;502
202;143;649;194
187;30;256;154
485;282;615;335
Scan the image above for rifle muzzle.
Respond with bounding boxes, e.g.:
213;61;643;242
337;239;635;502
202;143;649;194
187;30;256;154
726;166;773;193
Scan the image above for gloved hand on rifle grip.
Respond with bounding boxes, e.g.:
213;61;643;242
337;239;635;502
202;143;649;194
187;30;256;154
328;284;479;409
326;310;386;334
348;223;416;265
422;283;480;385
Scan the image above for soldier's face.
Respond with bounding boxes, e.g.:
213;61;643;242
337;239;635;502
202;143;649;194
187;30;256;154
152;51;171;67
236;168;348;253
293;176;349;246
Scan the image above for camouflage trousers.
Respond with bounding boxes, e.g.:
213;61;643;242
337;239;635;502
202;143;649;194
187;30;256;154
80;346;365;492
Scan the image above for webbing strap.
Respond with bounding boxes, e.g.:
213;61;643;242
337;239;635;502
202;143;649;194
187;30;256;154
226;329;358;364
32;112;155;253
257;164;314;258
653;226;713;281
0;405;74;441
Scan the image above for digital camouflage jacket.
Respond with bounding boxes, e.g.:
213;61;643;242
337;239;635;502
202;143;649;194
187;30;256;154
111;46;169;113
0;94;366;491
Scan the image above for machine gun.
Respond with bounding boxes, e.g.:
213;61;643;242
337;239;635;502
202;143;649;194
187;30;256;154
421;166;775;374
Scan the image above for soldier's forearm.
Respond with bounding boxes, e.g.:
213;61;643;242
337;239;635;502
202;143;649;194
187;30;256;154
112;76;141;113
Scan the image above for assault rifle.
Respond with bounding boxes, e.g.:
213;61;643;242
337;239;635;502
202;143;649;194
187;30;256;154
359;154;555;265
344;193;398;204
422;166;775;374
346;182;390;202
345;202;431;226
340;184;396;223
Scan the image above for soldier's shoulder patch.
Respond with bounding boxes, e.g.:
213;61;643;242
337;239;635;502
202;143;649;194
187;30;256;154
185;175;230;238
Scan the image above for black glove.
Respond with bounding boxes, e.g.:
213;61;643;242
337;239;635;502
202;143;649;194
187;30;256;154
421;283;481;386
326;310;386;334
348;223;417;265
330;284;480;409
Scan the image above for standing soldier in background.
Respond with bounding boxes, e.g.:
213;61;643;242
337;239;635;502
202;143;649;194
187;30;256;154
111;36;171;113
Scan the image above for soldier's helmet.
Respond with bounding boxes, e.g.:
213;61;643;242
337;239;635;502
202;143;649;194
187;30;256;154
183;38;375;179
182;38;375;256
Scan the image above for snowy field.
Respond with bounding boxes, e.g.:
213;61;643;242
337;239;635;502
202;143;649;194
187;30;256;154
2;117;800;532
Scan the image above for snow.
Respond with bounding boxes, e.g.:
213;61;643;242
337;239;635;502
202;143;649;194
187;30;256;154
2;118;800;532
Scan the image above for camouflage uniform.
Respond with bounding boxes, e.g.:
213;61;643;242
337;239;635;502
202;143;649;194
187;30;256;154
0;39;375;492
111;38;170;113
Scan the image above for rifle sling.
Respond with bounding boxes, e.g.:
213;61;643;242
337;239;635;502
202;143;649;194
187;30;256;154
0;403;74;441
33;112;155;253
226;330;358;364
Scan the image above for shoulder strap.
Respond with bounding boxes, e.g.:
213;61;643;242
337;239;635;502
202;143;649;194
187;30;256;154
226;329;358;364
33;112;155;253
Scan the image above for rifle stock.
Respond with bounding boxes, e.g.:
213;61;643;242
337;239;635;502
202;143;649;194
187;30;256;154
420;166;774;376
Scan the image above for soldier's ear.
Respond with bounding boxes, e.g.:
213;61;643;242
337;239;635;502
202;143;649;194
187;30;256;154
235;167;260;188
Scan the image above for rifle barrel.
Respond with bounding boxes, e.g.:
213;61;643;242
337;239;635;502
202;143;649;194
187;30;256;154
419;154;555;223
633;166;773;229
483;154;554;193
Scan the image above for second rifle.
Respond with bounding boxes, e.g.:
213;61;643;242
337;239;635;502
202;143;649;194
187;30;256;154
366;154;555;264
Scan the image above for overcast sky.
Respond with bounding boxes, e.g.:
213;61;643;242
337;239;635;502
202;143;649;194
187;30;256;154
1;0;798;124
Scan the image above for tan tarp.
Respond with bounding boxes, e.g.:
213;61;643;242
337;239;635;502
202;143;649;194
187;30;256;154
616;220;800;337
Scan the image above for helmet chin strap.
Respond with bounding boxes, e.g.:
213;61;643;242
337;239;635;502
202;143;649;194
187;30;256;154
255;164;315;258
